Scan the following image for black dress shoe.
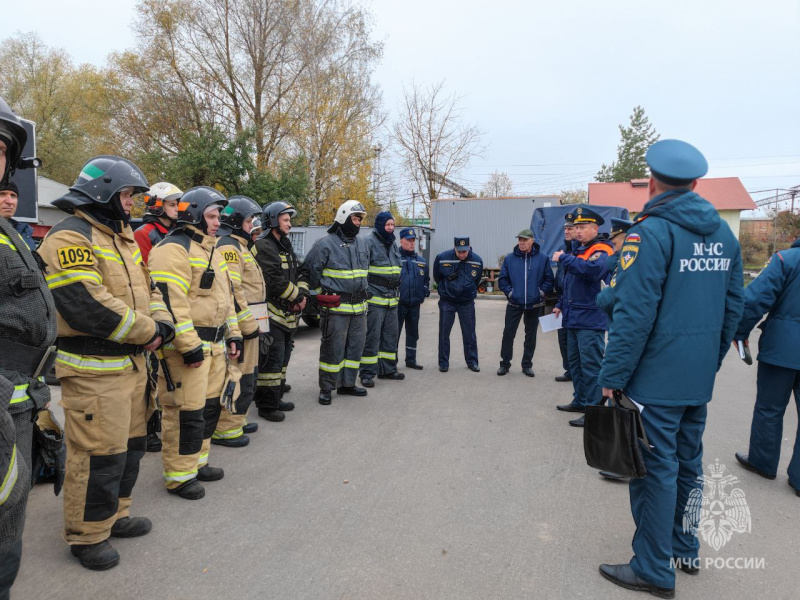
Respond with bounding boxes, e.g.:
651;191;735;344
283;384;292;394
146;432;162;452
278;400;294;411
497;366;509;376
555;373;572;382
406;361;423;370
168;479;205;500
569;416;585;427
439;366;448;372
337;386;367;397
468;364;480;372
110;516;152;538
258;408;285;422
673;557;700;575
211;435;250;448
599;471;629;482
319;390;332;405
378;372;405;380
197;465;224;481
71;541;120;571
360;377;375;388
790;481;800;497
735;452;776;480
599;564;674;598
522;367;535;377
242;422;258;434
556;403;584;412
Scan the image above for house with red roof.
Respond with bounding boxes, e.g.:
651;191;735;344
588;177;756;238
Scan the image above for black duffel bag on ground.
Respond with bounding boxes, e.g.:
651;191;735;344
584;390;650;479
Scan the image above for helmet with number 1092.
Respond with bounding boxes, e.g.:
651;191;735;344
219;195;262;235
176;186;228;226
262;201;298;229
0;95;28;184
52;155;149;214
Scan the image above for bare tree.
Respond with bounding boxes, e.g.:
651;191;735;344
391;80;484;217
481;171;513;197
560;188;587;205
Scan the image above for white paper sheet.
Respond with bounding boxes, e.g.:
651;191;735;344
538;312;562;332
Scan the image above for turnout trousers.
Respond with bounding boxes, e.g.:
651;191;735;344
438;299;478;369
145;352;161;436
746;361;800;489
360;304;399;379
255;327;294;410
628;403;707;589
566;328;605;407
60;358;147;545
499;304;540;369
318;310;367;391
159;344;227;490
397;303;421;364
214;336;259;441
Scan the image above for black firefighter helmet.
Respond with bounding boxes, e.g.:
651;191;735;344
52;156;149;216
219;195;262;236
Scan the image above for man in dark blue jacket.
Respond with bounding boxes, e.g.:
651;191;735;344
552;208;613;423
397;228;429;370
433;237;483;372
497;229;554;377
596;140;744;598
554;221;578;382
733;237;800;496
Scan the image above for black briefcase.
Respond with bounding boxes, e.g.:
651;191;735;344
583;391;650;479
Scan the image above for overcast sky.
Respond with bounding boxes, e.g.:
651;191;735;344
6;0;799;211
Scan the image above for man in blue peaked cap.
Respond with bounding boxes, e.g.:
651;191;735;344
596;140;744;598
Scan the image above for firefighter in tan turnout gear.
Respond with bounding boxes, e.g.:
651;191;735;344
148;187;243;500
37;156;176;571
253;201;309;421
212;196;266;446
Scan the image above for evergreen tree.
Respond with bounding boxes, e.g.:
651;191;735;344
596;106;660;182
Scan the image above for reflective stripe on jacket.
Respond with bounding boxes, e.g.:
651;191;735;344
38;211;173;376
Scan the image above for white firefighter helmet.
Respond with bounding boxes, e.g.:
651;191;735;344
333;200;367;225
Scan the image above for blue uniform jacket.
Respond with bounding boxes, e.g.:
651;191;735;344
596;253;620;318
598;190;745;406
555;235;613;330
554;239;579;294
498;244;554;309
399;248;430;306
735;237;800;370
433;249;483;304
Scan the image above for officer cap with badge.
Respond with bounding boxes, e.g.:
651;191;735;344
454;236;469;249
399;228;416;240
646;139;708;186
571;206;605;226
609;218;633;240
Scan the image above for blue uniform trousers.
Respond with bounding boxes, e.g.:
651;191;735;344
566;328;604;407
557;327;570;375
629;403;707;589
438;299;478;369
397;303;421;363
746;361;800;489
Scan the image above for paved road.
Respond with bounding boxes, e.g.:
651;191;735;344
15;301;798;599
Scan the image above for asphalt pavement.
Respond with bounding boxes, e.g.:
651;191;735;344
14;300;799;599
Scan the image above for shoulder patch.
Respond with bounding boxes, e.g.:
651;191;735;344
625;233;641;244
620;244;640;270
57;245;94;268
588;251;604;262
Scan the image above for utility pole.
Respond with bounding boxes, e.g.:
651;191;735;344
772;188;779;254
371;144;383;205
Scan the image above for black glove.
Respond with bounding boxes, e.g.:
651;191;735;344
229;338;244;362
145;321;175;348
182;346;205;365
259;332;274;356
